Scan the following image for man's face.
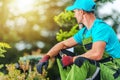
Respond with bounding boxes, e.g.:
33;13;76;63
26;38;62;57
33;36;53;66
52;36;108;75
73;9;84;24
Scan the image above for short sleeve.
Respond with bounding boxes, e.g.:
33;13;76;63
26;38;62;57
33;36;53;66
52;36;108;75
93;25;110;43
73;28;85;44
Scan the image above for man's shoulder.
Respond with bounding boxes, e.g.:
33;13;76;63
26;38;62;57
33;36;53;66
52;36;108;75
95;19;110;27
94;19;112;30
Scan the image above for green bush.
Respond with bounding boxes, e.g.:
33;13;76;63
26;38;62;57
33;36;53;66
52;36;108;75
0;42;11;58
54;11;78;42
0;42;49;80
0;42;11;71
0;63;49;80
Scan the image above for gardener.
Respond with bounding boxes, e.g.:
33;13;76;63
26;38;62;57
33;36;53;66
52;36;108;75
37;0;120;80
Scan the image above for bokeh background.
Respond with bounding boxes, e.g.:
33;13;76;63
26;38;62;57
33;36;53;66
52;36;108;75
0;0;120;80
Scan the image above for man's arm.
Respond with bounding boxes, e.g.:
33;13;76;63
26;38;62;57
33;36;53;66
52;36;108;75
74;41;106;61
47;37;78;58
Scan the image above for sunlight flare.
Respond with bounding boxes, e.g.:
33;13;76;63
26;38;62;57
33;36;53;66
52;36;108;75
15;0;35;12
9;0;36;14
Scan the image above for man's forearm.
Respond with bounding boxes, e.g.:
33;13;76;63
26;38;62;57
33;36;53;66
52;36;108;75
46;37;78;58
47;42;68;58
73;49;103;62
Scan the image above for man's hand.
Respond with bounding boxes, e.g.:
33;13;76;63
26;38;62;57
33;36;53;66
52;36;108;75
36;55;50;74
61;55;73;68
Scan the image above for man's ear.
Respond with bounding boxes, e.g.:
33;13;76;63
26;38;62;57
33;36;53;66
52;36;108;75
79;10;83;14
82;10;86;15
79;10;85;15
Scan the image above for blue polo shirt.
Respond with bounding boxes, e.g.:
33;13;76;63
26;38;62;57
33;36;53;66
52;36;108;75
73;19;120;58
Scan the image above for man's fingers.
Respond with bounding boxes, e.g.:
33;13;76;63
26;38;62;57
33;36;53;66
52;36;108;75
36;62;43;74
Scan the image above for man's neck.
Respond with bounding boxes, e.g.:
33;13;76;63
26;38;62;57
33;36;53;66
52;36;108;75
83;13;96;30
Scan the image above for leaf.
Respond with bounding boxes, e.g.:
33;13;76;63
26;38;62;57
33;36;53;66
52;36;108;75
0;42;11;58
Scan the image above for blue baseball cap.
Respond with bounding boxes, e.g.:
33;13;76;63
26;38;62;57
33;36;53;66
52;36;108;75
66;0;96;12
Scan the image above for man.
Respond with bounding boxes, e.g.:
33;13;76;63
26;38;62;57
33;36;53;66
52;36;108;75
37;0;120;80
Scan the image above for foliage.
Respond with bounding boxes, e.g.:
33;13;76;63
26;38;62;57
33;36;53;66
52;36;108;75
54;11;78;41
19;55;42;72
54;11;76;27
0;42;11;72
0;65;4;69
0;48;58;80
0;64;49;80
0;42;11;58
56;24;78;41
0;54;49;80
19;55;42;64
0;42;49;80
